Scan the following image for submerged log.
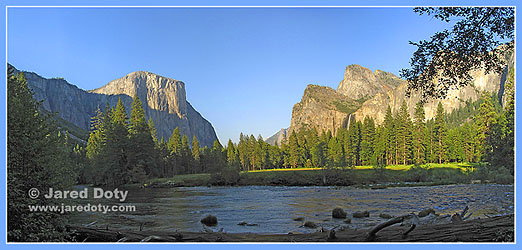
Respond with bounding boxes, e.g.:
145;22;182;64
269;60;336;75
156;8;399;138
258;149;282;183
66;214;513;242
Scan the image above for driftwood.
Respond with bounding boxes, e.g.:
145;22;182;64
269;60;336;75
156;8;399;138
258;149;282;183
66;214;513;242
367;215;409;240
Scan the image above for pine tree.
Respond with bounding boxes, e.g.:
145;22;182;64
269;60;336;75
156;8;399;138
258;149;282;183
226;139;242;175
327;137;344;168
168;127;182;155
413;100;427;165
248;134;257;170
254;135;267;170
383;106;395;165
288;131;303;168
237;133;249;171
502;69;515;174
158;136;170;177
191;135;201;173
345;120;361;166
210;139;226;173
129;95;147;133
7;65;77;241
485;69;514;174
128;95;156;181
396;101;413;165
475;92;498;161
373;126;387;166
310;139;326;168
179;134;191;174
104;98;130;185
360;116;376;166
268;143;282;168
433;102;448;164
167;127;182;175
148;118;158;144
86;107;106;160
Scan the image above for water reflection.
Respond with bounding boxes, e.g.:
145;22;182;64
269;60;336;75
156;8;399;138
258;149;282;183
67;184;513;234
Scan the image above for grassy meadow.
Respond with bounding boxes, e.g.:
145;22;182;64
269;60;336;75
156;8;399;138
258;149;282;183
142;162;500;188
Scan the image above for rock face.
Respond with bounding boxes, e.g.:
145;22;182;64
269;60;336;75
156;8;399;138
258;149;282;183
353;53;514;124
283;54;512;138
336;64;402;100
20;67;218;147
352;68;505;124
89;71;217;147
288;84;360;136
265;128;288;146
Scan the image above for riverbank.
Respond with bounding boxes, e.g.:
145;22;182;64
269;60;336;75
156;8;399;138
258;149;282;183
66;214;514;242
143;163;512;188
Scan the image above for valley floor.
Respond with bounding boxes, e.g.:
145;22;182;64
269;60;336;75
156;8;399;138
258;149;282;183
142;163;507;188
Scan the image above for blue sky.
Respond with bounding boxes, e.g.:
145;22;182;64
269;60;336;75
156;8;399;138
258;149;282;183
8;7;454;143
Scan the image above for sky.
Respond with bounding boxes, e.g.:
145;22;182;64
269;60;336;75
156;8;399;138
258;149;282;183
7;6;454;143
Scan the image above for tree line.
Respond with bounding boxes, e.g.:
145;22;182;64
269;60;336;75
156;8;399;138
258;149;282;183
6;66;514;241
7;67;80;241
84;69;514;186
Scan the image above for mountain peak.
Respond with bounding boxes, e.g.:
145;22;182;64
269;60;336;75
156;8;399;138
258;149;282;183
18;66;218;147
336;65;403;100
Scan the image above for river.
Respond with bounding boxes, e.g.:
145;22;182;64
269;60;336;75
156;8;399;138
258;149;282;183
67;184;514;234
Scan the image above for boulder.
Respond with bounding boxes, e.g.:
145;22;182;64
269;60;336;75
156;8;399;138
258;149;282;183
379;213;393;219
353;211;370;218
418;208;436;217
332;208;347;219
303;221;317;228
200;215;218;226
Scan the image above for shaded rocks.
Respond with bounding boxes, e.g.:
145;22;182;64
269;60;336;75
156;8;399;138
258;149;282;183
293;217;304;222
328;229;337;240
343;218;352;224
332;208;347;219
353;211;370;218
303;221;317;228
200;215;218;226
379;213;393;219
237;221;258;226
418;208;436;217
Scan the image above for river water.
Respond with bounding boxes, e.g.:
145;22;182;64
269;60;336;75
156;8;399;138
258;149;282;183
67;184;514;234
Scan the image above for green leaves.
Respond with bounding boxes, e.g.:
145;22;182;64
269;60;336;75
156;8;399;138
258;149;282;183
86;96;158;185
402;7;514;99
7;66;77;241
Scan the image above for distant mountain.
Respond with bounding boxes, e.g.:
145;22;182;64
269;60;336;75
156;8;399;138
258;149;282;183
353;52;514;124
281;51;513;138
15;66;218;147
288;84;363;137
336;64;402;100
265;128;287;146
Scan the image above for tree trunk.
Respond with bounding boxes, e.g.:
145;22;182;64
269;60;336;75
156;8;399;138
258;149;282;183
67;214;513;242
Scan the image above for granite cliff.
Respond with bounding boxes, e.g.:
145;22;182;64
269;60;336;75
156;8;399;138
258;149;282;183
18;67;218;147
287;84;362;139
336;64;402;100
280;66;402;142
352;52;514;124
269;54;512;143
264;128;287;146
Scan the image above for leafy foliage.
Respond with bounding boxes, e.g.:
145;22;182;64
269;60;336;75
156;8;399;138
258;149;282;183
401;7;514;99
7;66;77;241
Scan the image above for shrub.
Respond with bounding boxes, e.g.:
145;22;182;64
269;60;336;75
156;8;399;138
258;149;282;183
210;165;240;185
405;166;429;182
491;166;513;184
